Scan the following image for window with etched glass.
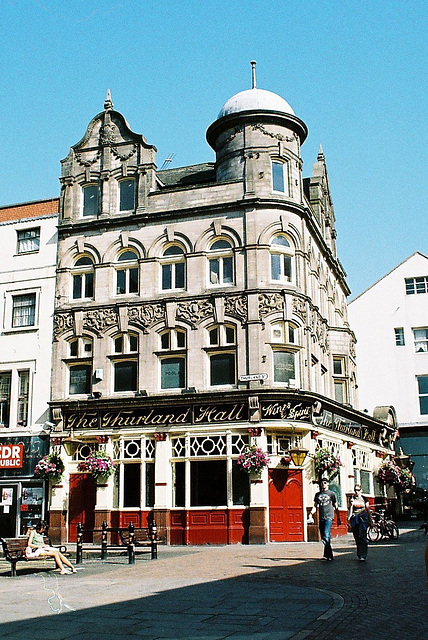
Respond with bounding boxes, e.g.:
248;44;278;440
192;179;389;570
161;245;185;291
82;184;99;217
272;160;288;193
12;293;36;327
270;235;294;283
414;328;428;353
17;227;40;254
116;250;139;295
117;438;155;508
171;433;249;508
208;239;234;286
119;178;136;212
207;324;236;386
72;256;94;300
159;329;186;389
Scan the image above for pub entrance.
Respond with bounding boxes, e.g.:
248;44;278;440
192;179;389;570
69;474;96;542
268;468;304;541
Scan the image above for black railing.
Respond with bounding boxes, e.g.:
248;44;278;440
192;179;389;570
76;520;158;565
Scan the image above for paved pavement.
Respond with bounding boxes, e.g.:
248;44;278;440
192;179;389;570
0;523;427;640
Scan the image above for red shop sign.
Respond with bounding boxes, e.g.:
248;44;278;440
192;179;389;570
0;444;24;468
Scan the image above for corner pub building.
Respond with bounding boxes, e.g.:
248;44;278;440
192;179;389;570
48;66;397;545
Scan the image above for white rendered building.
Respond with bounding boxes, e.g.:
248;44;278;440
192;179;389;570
0;199;59;535
348;252;428;490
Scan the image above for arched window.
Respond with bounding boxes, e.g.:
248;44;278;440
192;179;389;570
119;178;136;212
207;324;236;386
158;329;186;389
72;255;95;300
271;160;288;193
82;184;99;217
270;235;294;283
116;250;139;295
161;245;185;291
208;239;234;286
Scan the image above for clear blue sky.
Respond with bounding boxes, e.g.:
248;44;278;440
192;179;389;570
1;0;426;297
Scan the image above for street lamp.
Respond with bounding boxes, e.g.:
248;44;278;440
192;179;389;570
62;427;83;457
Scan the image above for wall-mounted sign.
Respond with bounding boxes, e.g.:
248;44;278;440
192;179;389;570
261;400;312;422
239;374;268;382
0;444;24;468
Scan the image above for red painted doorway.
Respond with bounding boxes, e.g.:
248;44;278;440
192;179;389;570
268;468;304;541
69;474;96;542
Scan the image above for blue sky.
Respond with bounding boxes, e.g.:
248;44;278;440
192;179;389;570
1;0;426;297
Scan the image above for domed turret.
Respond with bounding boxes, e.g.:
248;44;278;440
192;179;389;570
206;62;307;200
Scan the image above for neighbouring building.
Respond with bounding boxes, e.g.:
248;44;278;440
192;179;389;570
349;252;428;500
46;74;397;545
0;199;59;536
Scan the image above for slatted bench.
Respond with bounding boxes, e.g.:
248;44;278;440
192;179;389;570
1;535;68;577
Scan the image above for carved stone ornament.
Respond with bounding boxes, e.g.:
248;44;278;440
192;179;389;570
128;303;166;333
216;126;244;150
53;312;74;339
111;143;137;161
83;308;118;336
100;122;119;146
251;123;294;142
292;296;307;322
74;149;101;167
176;299;214;328
258;292;284;319
309;308;328;351
224;294;248;323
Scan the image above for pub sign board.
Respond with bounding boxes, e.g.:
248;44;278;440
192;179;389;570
0;444;24;469
0;436;48;477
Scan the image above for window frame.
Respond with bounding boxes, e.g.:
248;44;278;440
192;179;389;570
405;276;428;295
394;327;405;346
417;375;428;415
158;329;187;390
118;178;136;213
69;363;92;396
115;250;139;296
206;324;237;387
208;239;234;287
271;159;288;194
270;234;294;284
12;292;37;329
16;227;40;254
160;245;186;291
71;256;95;301
413;328;428;353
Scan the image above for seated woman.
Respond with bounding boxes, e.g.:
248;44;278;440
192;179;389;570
26;520;76;575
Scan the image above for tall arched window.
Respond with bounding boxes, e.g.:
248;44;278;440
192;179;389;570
116;250;139;295
161;245;185;291
270;235;294;283
72;256;95;300
208;239;234;286
119;178;136;212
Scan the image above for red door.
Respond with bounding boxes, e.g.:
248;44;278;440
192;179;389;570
69;474;96;542
268;469;304;541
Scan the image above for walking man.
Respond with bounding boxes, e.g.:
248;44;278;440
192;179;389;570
310;478;341;561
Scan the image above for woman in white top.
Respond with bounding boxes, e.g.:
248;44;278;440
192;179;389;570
348;485;372;561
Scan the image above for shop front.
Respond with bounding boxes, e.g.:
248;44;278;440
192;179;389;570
48;391;397;545
0;435;48;536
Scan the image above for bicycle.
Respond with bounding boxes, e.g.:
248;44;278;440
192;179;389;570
367;510;399;542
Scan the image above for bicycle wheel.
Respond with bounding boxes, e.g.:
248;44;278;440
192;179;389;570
385;522;399;539
367;524;381;542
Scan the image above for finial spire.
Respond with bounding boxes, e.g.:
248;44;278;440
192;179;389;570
250;60;257;89
317;144;325;161
104;89;114;111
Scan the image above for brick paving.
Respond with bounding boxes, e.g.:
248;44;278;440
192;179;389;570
0;524;426;640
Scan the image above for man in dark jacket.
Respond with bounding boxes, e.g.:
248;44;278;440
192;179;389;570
310;478;341;561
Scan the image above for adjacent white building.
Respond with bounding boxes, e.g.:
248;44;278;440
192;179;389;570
348;252;428;490
0;199;59;535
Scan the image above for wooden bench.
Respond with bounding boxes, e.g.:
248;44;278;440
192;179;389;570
1;535;67;577
119;528;160;560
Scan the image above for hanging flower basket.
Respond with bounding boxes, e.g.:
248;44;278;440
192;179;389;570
237;445;270;477
314;447;342;482
78;451;115;481
399;467;416;490
376;461;402;486
34;454;64;482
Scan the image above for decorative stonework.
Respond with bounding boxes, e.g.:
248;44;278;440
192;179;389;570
309;308;328;351
251;124;295;142
216;126;244;149
53;312;74;339
74;149;101;167
128;303;165;333
176;299;214;328
258;293;284;319
224;294;247;323
111;143;137;161
292;296;307;322
100;122;119;145
83;308;118;336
